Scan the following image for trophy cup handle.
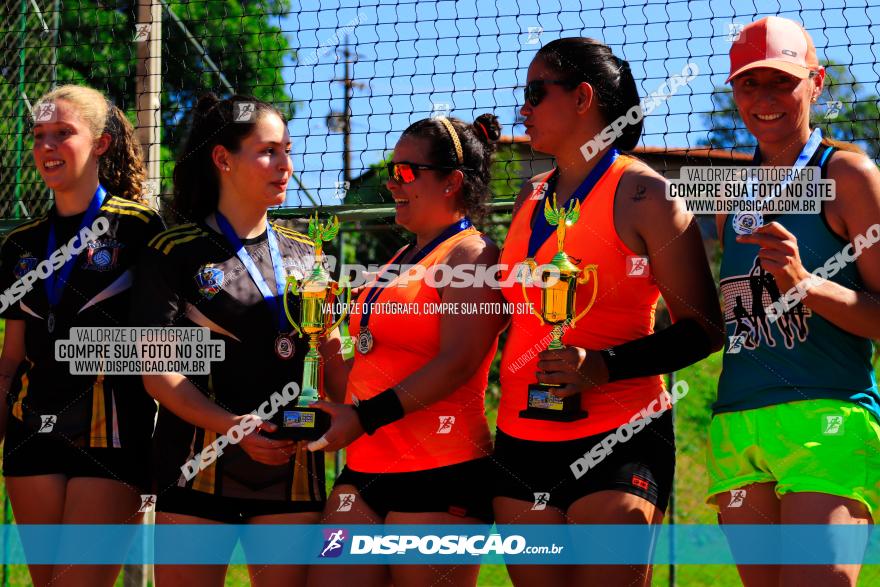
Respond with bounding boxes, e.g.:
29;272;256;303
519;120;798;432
283;275;304;336
520;263;545;326
571;264;598;327
328;280;351;333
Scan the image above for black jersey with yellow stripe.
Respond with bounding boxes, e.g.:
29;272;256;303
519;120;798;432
0;196;164;449
132;220;325;503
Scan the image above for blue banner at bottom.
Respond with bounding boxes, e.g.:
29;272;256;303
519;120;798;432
0;525;876;565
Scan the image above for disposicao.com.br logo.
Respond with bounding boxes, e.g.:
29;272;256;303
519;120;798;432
319;531;546;557
319;529;348;558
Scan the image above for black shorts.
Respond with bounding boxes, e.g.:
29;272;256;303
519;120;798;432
336;457;495;523
492;409;675;512
2;414;151;491
156;486;325;524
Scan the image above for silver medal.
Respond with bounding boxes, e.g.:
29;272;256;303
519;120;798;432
357;328;374;354
275;334;294;359
732;211;764;236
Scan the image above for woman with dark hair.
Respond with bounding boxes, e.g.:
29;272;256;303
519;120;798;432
0;84;164;587
307;113;507;587
711;17;880;586
132;94;325;586
493;38;724;585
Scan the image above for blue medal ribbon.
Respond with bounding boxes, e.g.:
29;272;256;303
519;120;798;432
734;128;823;235
215;211;289;332
44;185;107;331
527;148;619;259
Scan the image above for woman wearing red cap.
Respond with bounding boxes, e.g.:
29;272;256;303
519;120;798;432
711;16;880;586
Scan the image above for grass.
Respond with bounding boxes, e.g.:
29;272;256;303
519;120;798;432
0;321;876;585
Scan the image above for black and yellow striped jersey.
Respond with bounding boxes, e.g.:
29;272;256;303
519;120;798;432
0;196;164;449
132;220;325;503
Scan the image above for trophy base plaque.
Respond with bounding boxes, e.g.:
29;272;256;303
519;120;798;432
270;407;331;441
519;384;588;422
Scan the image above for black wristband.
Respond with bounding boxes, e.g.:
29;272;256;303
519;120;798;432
353;388;405;435
599;318;716;382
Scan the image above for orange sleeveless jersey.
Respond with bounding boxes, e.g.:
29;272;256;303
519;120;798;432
345;228;495;473
498;154;667;441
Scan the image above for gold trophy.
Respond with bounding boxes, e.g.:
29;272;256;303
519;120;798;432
520;195;598;422
277;213;350;440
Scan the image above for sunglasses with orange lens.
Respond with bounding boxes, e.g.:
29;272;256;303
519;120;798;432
387;161;455;184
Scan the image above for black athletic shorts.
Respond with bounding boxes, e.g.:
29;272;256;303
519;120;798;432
492;410;675;512
2;414;151;491
335;457;495;523
156;486;324;524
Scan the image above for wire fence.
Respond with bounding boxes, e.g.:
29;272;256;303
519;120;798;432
1;2;880;585
3;0;879;226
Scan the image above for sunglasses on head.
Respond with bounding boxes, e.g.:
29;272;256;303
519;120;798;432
523;79;581;107
387;161;455;184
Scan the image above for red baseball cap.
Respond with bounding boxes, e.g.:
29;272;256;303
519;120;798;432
727;16;820;83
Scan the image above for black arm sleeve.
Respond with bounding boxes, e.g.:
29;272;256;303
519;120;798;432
599;318;715;382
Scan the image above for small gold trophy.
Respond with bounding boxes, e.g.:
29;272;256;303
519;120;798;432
520;195;598;422
278;213;350;440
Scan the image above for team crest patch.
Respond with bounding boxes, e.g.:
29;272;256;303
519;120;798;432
14;254;38;279
83;240;123;271
196;264;224;299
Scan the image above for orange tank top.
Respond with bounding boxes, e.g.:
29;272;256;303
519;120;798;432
498;154;666;441
345;227;495;473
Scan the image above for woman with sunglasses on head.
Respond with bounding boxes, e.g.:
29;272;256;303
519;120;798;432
308;113;507;587
0;84;164;587
131;94;326;587
710;17;880;586
493;38;724;586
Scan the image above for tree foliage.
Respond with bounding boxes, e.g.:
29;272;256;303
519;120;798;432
699;63;880;160
2;0;294;218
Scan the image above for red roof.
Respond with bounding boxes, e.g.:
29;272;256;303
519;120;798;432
498;135;752;162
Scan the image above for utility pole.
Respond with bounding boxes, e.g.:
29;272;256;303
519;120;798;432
327;38;365;185
129;4;160;583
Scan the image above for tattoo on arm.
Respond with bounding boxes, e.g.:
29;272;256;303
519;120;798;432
632;184;647;202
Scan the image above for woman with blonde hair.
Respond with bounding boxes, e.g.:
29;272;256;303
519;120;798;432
0;84;164;586
711;16;880;586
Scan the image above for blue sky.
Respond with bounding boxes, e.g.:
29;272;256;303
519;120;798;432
277;0;880;207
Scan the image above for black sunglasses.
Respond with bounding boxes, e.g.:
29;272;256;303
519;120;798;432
524;79;581;107
387;161;455;184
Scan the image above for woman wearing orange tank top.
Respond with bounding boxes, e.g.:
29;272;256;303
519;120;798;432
307;114;507;587
492;38;724;586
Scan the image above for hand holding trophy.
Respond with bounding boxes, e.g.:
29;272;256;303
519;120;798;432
275;213;350;440
520;194;598;421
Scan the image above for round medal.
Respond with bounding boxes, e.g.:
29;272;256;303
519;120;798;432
732;211;764;236
357;328;374;354
275;334;294;359
47;311;56;334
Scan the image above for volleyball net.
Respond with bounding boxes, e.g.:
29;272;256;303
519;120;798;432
2;0;880;224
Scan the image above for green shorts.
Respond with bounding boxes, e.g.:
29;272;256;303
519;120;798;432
706;399;880;517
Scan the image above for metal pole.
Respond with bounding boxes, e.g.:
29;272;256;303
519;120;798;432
343;43;352;186
51;0;59;89
13;0;27;220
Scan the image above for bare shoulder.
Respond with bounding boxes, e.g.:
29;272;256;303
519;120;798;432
826;149;880;206
617;159;674;212
512;169;555;216
447;232;500;265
